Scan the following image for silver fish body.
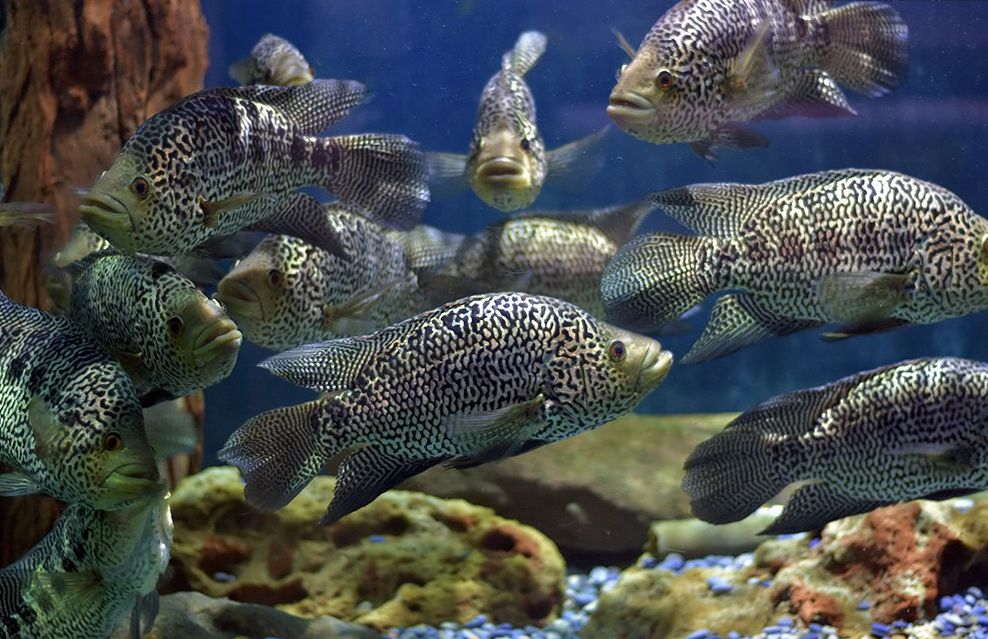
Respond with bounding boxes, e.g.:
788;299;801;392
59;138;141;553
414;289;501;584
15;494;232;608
683;357;988;534
220;292;673;524
601;169;988;363
229;33;314;86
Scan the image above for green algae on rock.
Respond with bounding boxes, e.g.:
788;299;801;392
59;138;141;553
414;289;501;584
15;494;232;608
166;466;565;631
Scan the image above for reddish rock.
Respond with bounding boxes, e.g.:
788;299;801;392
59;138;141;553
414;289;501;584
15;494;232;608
267;540;295;580
198;535;252;575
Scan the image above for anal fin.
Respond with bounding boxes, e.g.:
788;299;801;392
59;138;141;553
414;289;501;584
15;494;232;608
762;482;888;534
757;69;856;120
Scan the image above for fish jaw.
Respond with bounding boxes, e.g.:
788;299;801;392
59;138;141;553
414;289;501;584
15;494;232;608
177;297;243;372
79;191;138;255
468;128;539;211
607;90;656;125
637;346;674;393
98;462;164;509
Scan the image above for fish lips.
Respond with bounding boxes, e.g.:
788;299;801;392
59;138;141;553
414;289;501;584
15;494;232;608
192;318;243;364
636;346;674;392
607;91;656;125
79;193;139;254
100;463;164;507
215;280;265;321
474;157;530;187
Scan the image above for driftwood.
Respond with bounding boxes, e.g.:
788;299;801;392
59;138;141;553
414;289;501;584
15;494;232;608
0;0;208;567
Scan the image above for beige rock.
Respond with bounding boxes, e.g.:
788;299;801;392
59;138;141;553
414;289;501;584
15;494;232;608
166;467;566;631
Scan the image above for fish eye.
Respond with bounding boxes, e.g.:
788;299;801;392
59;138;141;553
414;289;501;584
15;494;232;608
268;269;284;288
520;138;532;152
608;340;627;362
103;432;124;452
129;177;151;200
167;316;184;337
655;69;675;90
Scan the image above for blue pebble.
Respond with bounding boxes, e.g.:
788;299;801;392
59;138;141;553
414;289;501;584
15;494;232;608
777;617;793;627
759;579;773;588
809;623;824;632
465;615;488;629
660;553;685;572
943;596;958;611
857;600;871;610
764;626;783;634
808;537;821;549
727;632;741;639
368;534;387;543
978;616;988;627
971;587;985;598
640;556;659;569
871;622;891;637
573;592;595;607
975;606;988;615
800;633;820;639
686;630;710;639
893;620;909;628
706;576;733;595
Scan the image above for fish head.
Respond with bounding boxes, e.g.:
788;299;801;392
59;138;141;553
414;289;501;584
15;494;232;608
467;124;547;212
597;322;674;397
980;231;988;287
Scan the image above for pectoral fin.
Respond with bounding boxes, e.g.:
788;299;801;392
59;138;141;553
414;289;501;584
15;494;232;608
322;276;414;331
725;22;781;109
444;393;546;463
199;192;263;227
0;471;41;497
690;124;769;162
817;271;910;325
28;396;65;458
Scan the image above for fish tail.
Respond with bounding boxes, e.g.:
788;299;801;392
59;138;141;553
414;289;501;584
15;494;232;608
813;1;908;97
314;133;430;231
218;399;329;512
503;31;547;76
600;232;723;331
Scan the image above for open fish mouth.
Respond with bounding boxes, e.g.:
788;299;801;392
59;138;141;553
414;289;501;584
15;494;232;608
193;318;243;359
79;193;138;254
215;280;265;320
607;92;656;122
637;347;674;392
475;157;529;185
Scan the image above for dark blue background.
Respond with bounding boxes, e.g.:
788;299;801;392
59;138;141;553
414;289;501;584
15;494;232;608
200;0;988;461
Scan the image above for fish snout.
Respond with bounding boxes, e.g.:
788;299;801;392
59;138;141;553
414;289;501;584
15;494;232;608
215;278;265;320
178;298;243;363
79;193;138;254
607;90;656;125
637;344;674;392
475;157;530;187
99;461;164;507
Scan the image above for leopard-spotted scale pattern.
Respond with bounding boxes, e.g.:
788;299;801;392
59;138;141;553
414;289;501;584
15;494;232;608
68;254;240;398
684;357;988;533
216;204;420;352
0;498;171;639
0;292;156;509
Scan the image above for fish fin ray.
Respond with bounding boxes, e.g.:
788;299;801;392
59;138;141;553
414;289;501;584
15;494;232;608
394;225;465;271
250;193;347;260
545;125;611;183
611;27;637;59
821;317;910;341
762;482;887;534
199;192;264;227
509;194;657;247
143;399;200;461
757;69;856;120
259;336;387;392
206;79;370;133
817;270;910;324
0;472;41;497
690;123;768;162
726;22;782;109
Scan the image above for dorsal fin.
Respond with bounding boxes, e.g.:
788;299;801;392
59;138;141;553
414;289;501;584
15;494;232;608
501;31;547;76
512;196;658;246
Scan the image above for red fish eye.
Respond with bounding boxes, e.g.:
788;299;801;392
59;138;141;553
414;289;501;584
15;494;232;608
167;316;184;337
655;70;675;90
608;340;627;362
130;177;151;199
268;269;284;287
103;432;123;452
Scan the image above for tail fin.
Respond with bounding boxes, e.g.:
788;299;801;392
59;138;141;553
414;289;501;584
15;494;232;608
318;133;430;231
814;2;908;97
218;400;328;512
503;31;547;76
600;233;720;331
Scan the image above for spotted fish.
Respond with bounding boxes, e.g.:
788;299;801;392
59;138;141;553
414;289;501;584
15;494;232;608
430;31;607;212
683;357;988;534
229;33;314;86
64;253;242;405
0;291;159;509
418;198;659;316
0;496;171;639
214;196;421;352
219;292;673;523
79;81;429;257
607;0;908;160
601;169;988;363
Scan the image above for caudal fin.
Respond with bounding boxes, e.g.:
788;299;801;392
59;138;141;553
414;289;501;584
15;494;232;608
321;133;430;231
600;233;720;331
218;400;327;512
815;2;908;97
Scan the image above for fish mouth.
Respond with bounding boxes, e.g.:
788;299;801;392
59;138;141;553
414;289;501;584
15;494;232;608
101;463;163;505
475;157;529;186
636;346;674;392
193;318;243;360
79;193;138;254
607;92;656;123
215;279;265;321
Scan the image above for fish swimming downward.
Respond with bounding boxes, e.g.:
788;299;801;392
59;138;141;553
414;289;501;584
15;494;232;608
220;292;673;524
229;33;314;86
682;357;988;534
607;0;908;159
430;31;607;212
0;495;171;639
79;80;429;257
215;196;420;352
0;291;159;509
601;169;988;363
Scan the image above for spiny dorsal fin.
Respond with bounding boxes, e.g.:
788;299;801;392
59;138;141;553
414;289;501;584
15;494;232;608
502;31;547;76
511;196;657;247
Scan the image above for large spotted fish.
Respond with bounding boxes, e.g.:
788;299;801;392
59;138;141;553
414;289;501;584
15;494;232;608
220;292;673;523
601;169;988;363
63;253;242;405
683;357;988;534
80;81;429;257
214;196;422;352
229;33;314;86
430;31;607;212
0;496;171;639
0;291;159;509
607;0;908;160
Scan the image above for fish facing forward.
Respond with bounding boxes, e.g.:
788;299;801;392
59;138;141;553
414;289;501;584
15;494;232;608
0;496;172;639
66;253;242;404
229;33;314;86
601;169;988;363
0;291;159;509
219;292;673;524
431;31;607;212
607;0;908;159
682;357;988;534
214;200;419;352
79;80;429;257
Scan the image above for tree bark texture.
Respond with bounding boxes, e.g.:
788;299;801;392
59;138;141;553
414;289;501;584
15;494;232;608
0;0;208;568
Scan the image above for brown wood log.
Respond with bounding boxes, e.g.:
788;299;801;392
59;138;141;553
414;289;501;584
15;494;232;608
0;0;208;568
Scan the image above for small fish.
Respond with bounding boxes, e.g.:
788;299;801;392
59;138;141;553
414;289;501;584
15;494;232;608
417;198;658;316
220;292;673;524
0;291;160;509
0;496;172;639
0;202;55;228
682;358;988;534
607;0;908;159
601;169;988;363
79;80;429;257
214;200;419;352
430;31;608;212
229;33;314;86
64;253;242;404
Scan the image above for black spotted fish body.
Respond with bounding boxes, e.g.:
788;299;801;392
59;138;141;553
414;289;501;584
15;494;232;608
220;292;673;524
0;292;159;509
682;357;988;534
601;169;988;363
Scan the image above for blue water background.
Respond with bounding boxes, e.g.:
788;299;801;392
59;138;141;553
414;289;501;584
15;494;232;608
201;1;988;461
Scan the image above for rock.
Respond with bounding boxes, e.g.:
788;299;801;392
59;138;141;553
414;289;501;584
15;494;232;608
112;591;379;639
646;506;783;559
584;499;988;639
166;467;566;631
399;413;735;558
